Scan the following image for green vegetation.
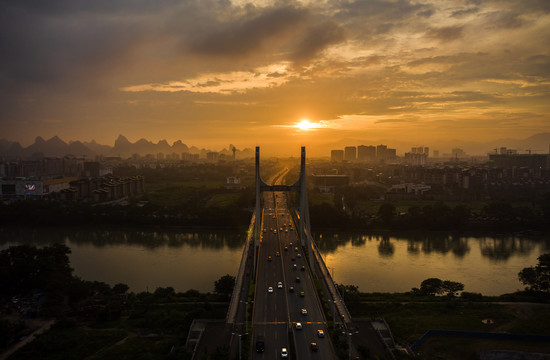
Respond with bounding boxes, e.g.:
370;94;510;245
518;253;550;293
308;189;550;231
0;244;232;360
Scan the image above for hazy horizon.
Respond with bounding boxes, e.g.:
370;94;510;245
2;0;549;155
3;131;550;158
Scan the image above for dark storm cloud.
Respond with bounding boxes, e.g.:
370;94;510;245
0;1;311;93
451;7;479;18
290;21;346;64
484;11;524;29
188;5;308;57
333;0;431;21
425;25;465;42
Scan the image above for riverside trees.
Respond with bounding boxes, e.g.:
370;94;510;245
518;253;550;294
411;278;465;297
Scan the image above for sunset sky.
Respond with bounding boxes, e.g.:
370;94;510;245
1;0;549;156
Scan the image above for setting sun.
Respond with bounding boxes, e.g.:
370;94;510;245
295;119;318;130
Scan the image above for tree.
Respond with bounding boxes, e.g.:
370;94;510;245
112;283;129;294
419;278;443;296
441;280;464;297
518;253;550;293
378;203;396;225
214;274;235;299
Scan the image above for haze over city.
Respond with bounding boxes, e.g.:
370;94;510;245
2;0;549;156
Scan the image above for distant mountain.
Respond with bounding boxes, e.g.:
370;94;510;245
83;140;111;156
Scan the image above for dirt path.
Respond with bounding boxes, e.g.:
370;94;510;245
0;319;55;360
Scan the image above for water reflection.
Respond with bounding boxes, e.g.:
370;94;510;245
0;227;246;293
314;231;548;295
0;227;245;250
478;236;539;262
378;236;394;257
314;232;550;261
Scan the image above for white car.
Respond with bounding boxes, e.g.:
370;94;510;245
295;322;302;330
268;287;273;293
301;308;308;315
277;281;283;288
281;348;288;358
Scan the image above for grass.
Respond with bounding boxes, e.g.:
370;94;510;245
206;193;241;208
352;301;524;343
309;192;335;206
7;327;127;360
352;299;550;359
416;336;550;360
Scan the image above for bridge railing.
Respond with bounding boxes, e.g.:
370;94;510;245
226;213;255;324
305;229;353;327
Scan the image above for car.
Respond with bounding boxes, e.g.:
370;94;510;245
300;291;305;297
285;229;288;232
281;347;288;358
284;246;288;251
292;264;297;270
295;277;301;283
297;253;302;258
317;329;325;338
289;227;293;231
291;257;295;261
276;251;280;256
263;228;266;233
268;287;273;293
273;229;277;233
294;246;299;251
301;265;305;271
310;342;318;351
268;256;272;262
289;286;294;292
295;322;302;330
277;281;283;289
301;308;308;315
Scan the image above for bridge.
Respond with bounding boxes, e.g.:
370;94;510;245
226;147;354;360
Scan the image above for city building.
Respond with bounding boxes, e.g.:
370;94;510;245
357;145;376;162
344;146;356;162
331;150;344;162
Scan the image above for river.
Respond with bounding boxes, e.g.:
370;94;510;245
1;227;548;295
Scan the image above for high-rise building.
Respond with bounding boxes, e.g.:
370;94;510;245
358;145;376;162
331;150;344;162
376;145;387;162
344;146;357;162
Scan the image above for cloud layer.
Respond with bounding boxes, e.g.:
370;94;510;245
1;0;549;154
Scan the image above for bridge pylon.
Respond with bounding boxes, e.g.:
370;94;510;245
253;146;312;271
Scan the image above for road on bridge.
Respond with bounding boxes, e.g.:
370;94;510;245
253;172;335;360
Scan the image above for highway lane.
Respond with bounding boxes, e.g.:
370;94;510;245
275;193;333;360
253;169;335;359
253;193;290;359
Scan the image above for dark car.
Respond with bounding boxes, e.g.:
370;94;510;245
295;277;300;283
310;342;318;351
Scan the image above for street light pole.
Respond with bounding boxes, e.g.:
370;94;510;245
239;334;242;360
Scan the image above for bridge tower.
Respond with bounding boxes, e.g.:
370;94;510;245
254;146;313;272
